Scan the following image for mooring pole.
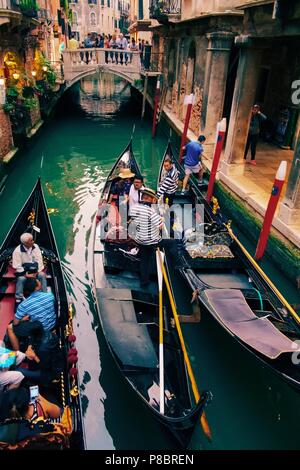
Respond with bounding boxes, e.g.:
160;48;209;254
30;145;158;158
255;161;287;260
152;76;160;138
141;72;149;121
206;118;227;203
179;94;195;163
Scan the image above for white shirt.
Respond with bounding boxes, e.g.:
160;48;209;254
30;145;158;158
129;185;144;214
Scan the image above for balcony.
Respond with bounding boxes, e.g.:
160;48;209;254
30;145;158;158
0;0;21;26
149;0;181;24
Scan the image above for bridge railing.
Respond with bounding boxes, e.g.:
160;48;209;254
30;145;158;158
63;48;142;78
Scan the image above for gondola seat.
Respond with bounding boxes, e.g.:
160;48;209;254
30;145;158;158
204;289;300;360
97;288;158;369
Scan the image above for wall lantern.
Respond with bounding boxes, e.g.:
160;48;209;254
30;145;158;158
12;72;20;80
42;66;48;72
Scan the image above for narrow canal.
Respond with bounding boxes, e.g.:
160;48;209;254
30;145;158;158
0;73;299;450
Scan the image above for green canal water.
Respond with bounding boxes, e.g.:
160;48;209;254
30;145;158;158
0;74;299;450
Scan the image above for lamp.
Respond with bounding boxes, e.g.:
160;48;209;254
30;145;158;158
31;70;37;77
0;78;5;86
12;72;20;80
42;66;48;72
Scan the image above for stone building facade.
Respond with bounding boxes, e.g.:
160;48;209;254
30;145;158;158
70;0;129;40
0;0;66;162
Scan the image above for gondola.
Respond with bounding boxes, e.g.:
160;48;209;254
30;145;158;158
92;140;211;448
0;179;84;449
158;142;300;390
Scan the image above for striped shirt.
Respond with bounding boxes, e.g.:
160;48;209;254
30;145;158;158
130;203;162;245
157;165;179;197
15;292;56;331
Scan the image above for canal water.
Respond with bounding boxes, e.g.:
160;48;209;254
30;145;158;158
0;73;299;450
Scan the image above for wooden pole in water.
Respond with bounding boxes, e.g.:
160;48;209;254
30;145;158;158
255;161;287;260
206;118;227;203
156;249;165;414
152;76;160;138
179;94;195;163
141;72;149;121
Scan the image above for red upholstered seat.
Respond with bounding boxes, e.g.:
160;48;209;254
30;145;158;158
0;296;15;341
3;266;16;278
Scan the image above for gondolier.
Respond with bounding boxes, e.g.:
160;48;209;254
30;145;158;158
129;188;163;287
157;157;179;207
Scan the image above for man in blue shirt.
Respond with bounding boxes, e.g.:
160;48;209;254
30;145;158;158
181;135;206;193
7;278;56;351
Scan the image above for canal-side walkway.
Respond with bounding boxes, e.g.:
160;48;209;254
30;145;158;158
162;107;300;252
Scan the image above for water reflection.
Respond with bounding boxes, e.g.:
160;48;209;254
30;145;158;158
79;73;131;117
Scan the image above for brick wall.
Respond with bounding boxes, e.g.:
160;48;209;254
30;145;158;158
0;108;14;161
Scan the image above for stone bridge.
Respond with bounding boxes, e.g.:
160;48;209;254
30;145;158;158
62;49;142;88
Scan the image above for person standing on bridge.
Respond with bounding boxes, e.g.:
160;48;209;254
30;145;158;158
69;34;78;51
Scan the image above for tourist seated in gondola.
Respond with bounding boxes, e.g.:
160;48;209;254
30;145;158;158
12;233;47;305
108;168;135;205
6;278;56;352
0;386;62;422
0;346;40;392
128;175;144;216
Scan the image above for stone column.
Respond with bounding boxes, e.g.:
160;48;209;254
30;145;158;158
201;31;234;143
279;132;300;224
221;36;262;176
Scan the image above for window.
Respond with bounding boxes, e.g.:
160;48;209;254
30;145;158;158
107;0;110;7
90;12;96;26
138;0;143;19
88;0;97;4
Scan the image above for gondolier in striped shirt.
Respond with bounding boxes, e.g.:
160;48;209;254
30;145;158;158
129;188;163;288
157;157;179;238
157;157;179;207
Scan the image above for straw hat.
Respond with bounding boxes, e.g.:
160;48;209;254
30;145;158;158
118;168;135;179
140;187;158;200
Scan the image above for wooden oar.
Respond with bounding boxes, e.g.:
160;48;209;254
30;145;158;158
156;249;165;414
226;223;300;325
156;248;212;441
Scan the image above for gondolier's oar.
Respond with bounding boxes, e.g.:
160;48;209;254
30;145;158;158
156;249;165;414
226;223;300;325
157;248;212;441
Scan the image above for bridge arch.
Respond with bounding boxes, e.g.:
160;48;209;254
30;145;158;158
63;49;142;90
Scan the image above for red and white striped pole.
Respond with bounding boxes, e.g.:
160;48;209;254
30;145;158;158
152;77;161;138
255;161;287;260
206;118;227;203
179;93;195;163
